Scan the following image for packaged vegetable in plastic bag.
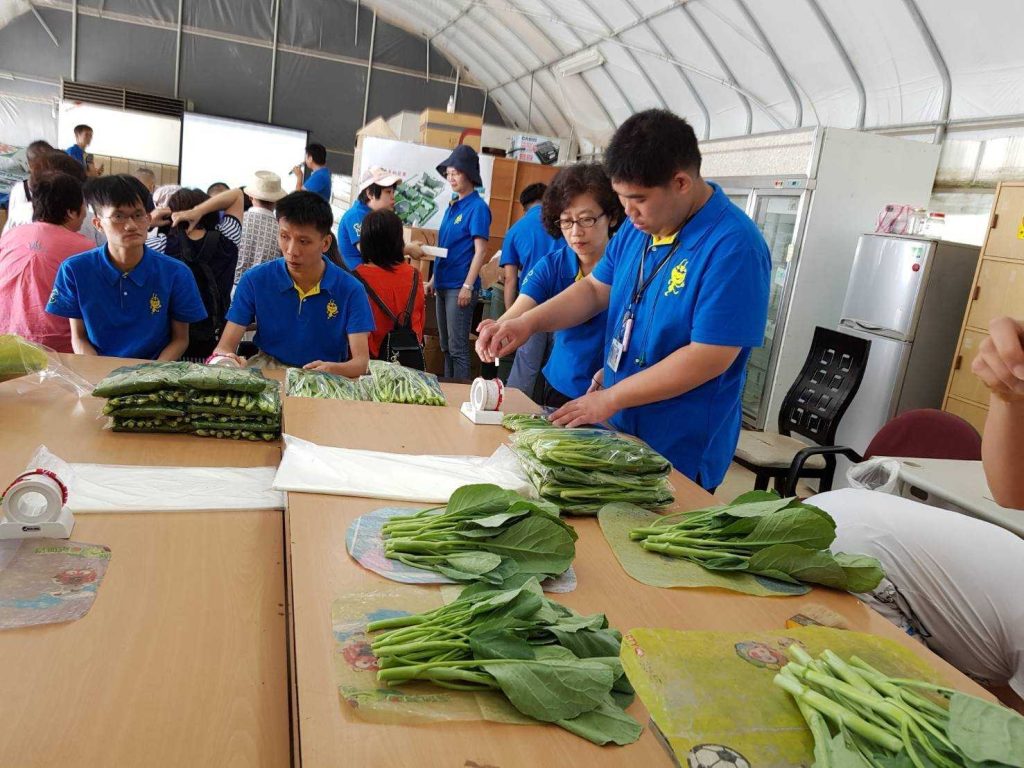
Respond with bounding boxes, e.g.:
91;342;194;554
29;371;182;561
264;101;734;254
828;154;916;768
185;382;281;416
501;413;554;432
0;334;94;397
510;427;670;476
285;367;371;400
92;361;195;397
367;360;446;406
846;457;902;494
178;364;269;394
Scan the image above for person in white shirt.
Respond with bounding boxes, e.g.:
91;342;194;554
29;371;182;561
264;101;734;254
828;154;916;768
809;488;1024;699
2;140;54;238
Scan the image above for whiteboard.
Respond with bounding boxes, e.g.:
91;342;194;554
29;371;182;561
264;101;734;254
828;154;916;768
179;113;308;192
57;101;181;165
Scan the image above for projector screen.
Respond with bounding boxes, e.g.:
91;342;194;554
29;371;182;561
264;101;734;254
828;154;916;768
58;101;181;165
179;113;308;193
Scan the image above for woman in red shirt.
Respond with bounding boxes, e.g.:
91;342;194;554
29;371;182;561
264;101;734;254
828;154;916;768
354;210;426;359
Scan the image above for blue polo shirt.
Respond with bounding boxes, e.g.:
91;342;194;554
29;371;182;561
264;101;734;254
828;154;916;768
46;245;207;359
500;204;559;288
65;144;86;167
435;191;491;290
337;200;370;271
521;243;607;400
227;257;374;367
304;167;332;202
592;183;770;489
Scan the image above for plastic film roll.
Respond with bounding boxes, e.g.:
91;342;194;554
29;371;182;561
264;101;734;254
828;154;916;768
470;377;504;412
1;471;67;524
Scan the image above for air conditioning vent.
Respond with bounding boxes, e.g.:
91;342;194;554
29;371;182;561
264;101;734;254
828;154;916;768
61;79;185;118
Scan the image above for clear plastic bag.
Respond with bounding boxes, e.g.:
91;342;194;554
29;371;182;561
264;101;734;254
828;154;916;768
367;360;446;406
846;457;902;494
0;334;94;397
93;362;269;398
509;427;671;476
286;367;371;400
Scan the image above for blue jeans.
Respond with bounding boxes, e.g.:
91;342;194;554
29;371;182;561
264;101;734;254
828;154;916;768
507;331;552;398
436;288;478;381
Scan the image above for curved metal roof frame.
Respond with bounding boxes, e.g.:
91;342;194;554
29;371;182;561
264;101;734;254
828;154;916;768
366;0;1024;144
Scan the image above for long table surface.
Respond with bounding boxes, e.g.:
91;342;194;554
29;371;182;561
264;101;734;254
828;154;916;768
1;356;290;767
282;392;991;768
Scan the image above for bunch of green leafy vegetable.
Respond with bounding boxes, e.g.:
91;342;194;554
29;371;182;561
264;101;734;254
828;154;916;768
774;644;1024;767
381;484;577;584
501;413;556;432
628;491;884;592
367;575;643;746
509;427;675;515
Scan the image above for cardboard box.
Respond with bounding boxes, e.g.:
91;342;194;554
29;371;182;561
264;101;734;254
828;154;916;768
419;109;482;131
419;127;481;152
509;134;561;165
423;331;443;376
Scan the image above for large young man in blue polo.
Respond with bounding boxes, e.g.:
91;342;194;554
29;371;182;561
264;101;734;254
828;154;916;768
46;175;207;360
477;109;771;492
211;191;374;376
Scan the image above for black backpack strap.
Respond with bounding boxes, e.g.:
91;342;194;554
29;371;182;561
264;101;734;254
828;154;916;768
398;270;420;330
353;271;401;326
177;231;224;323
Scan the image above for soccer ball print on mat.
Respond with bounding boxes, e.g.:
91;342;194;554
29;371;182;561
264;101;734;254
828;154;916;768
687;744;752;768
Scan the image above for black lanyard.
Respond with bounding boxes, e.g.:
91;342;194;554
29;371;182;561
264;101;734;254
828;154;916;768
629;236;682;312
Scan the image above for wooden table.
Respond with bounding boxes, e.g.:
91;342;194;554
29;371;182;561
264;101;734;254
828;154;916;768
0;357;290;767
282;390;991;768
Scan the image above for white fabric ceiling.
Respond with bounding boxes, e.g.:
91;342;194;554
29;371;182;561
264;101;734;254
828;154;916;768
365;0;1024;144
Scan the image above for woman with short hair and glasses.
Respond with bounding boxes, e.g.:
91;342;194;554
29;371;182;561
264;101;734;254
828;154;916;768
477;163;623;407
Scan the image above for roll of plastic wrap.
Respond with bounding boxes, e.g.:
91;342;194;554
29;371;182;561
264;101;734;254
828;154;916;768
470;377;504;412
1;470;68;524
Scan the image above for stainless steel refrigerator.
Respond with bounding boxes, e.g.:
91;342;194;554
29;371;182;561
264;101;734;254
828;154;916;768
832;234;980;476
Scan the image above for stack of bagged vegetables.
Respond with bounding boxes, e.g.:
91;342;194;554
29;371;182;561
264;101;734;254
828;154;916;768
367;574;643;746
774;644;1024;767
509;427;675;515
628;491;884;592
285;360;446;406
380;484;576;585
93;362;281;441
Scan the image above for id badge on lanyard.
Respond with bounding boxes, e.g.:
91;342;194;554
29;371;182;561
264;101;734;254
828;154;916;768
608;312;634;372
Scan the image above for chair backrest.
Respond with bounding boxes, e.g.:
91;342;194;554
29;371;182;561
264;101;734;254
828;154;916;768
778;326;871;446
864;409;982;461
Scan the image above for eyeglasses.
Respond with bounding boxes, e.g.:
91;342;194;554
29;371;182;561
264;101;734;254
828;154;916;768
102;211;150;226
558;213;606;231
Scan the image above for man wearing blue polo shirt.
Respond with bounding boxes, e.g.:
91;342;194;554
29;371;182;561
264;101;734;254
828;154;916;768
210;191;374;375
501;183;560;393
477;110;771;491
46;175;207;360
293;143;332;203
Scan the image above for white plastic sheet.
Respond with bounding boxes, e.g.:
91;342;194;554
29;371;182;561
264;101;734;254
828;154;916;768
26;446;284;513
273;434;534;504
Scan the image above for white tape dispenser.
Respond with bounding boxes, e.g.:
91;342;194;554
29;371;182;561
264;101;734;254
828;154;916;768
0;469;74;540
461;377;505;425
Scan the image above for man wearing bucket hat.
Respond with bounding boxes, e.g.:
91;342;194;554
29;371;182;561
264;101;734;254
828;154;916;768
337;167;425;271
429;144;491;381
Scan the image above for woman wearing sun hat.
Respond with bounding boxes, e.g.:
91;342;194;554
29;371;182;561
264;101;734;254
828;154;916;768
429;144;491;380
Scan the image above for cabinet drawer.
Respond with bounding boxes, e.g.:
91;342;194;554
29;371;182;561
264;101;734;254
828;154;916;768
983;184;1024;261
944;397;988;435
947;329;990;405
966;260;1024;331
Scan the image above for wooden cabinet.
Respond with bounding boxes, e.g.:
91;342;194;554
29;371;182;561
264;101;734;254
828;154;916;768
942;181;1024;433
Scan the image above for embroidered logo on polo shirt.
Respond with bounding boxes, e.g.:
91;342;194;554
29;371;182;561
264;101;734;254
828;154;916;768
665;259;688;297
354;222;362;235
48;288;59;306
326;299;339;319
454;214;464;225
149;294;163;314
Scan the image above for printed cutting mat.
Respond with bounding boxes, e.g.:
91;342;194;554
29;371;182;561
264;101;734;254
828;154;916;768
620;626;941;768
598;503;809;597
0;538;111;629
346;506;577;592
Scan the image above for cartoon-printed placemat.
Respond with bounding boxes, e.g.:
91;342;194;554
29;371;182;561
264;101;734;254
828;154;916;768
346;506;577;592
598;503;809;597
0;539;111;630
332;586;533;726
619;626;940;768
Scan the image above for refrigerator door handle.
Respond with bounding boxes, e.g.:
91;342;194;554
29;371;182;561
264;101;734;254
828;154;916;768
848;319;885;332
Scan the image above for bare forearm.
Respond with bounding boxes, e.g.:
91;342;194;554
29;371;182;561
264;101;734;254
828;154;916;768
464;240;489;287
503;266;518;309
983;395;1024;509
499;295;537;323
71;335;97;355
157;337;189;361
608;343;740;411
522;276;609;334
196;188;243;218
213;322;246;358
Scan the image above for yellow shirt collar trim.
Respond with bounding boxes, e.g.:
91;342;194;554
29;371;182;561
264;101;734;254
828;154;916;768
293;281;322;300
651;231;679;247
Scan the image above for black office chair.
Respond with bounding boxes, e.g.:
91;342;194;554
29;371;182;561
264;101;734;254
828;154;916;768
734;326;871;495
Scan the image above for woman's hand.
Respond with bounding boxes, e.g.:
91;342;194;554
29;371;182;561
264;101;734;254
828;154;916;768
973;316;1024;400
170;208;202;233
458;286;473;308
587;368;604;394
424;279;435;298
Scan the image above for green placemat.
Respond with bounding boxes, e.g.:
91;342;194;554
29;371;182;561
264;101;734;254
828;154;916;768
598;503;810;597
620;626;940;768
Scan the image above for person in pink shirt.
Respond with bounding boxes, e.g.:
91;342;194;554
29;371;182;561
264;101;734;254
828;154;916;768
0;172;93;352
